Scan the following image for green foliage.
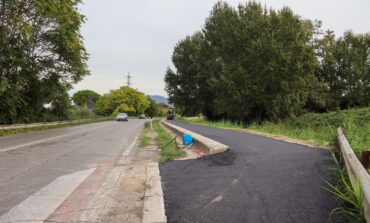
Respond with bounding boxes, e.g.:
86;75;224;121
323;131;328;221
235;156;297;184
157;103;169;117
179;107;370;154
324;153;365;223
67;105;103;120
145;97;161;117
139;121;152;148
72;90;101;107
50;91;71;120
317;31;370;109
165;32;204;117
95;86;150;116
139;134;151;148
0;0;89;124
165;2;321;122
152;120;186;162
165;1;370;123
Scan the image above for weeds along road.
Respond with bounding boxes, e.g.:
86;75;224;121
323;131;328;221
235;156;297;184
160;121;340;223
0;120;145;219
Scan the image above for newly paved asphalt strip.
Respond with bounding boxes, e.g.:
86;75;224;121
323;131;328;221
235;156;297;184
0;120;145;220
160;121;340;223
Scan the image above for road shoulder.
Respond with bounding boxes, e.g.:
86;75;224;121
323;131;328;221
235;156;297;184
79;124;166;223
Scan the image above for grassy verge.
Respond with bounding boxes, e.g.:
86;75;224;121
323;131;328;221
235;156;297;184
177;107;370;155
0;118;112;137
152;120;186;162
139;121;152;148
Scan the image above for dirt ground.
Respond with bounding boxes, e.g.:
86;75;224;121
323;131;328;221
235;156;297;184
79;129;160;223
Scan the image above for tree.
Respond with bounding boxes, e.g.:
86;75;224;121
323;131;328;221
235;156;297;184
165;32;204;117
96;86;150;116
0;0;89;123
316;31;370;109
165;2;321;122
145;97;160;118
72;90;101;107
50;91;71;120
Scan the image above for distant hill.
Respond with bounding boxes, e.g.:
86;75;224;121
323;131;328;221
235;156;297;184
149;95;170;105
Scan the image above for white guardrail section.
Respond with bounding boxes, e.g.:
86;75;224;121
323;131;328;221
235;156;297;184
0;118;109;131
337;127;370;222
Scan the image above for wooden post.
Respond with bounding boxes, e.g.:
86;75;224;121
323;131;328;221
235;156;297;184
361;151;370;169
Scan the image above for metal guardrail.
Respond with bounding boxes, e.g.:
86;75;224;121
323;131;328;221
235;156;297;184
337;127;370;222
0;118;111;131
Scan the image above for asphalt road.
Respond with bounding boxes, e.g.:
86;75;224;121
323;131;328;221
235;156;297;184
160;121;339;223
0;120;145;218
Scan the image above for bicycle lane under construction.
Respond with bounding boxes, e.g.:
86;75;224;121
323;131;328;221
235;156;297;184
160;120;343;223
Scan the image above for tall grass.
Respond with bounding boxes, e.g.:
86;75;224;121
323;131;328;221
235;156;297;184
139;121;151;148
324;153;365;223
178;108;370;154
152;120;186;162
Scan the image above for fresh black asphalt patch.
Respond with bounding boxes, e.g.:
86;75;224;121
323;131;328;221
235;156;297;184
160;121;342;223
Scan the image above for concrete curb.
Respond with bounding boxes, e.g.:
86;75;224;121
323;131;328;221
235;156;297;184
161;120;229;155
142;162;167;223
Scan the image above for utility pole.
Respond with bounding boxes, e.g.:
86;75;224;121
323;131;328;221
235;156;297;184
126;72;131;87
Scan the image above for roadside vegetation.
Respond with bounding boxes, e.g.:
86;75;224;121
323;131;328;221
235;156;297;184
139;122;152;148
0;0;89;124
324;153;366;223
95;87;150;117
152;120;185;162
165;2;370;125
178;107;370;155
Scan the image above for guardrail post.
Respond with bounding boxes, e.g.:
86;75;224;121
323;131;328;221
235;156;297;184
361;151;370;169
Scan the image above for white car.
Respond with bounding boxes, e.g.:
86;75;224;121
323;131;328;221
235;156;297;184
116;113;128;121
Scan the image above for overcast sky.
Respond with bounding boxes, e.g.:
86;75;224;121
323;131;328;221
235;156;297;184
71;0;370;97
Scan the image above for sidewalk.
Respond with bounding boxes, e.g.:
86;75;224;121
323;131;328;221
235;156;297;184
78;128;165;223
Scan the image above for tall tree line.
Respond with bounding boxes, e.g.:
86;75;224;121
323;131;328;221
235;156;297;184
0;0;89;124
165;2;370;123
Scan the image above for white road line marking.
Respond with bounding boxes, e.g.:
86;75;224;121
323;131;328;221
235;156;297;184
0;125;110;153
122;134;140;157
0;168;95;223
210;195;223;204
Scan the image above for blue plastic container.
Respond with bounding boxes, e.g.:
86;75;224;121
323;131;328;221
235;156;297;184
182;134;193;145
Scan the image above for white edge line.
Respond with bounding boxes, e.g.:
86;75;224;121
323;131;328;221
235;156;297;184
122;134;140;156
